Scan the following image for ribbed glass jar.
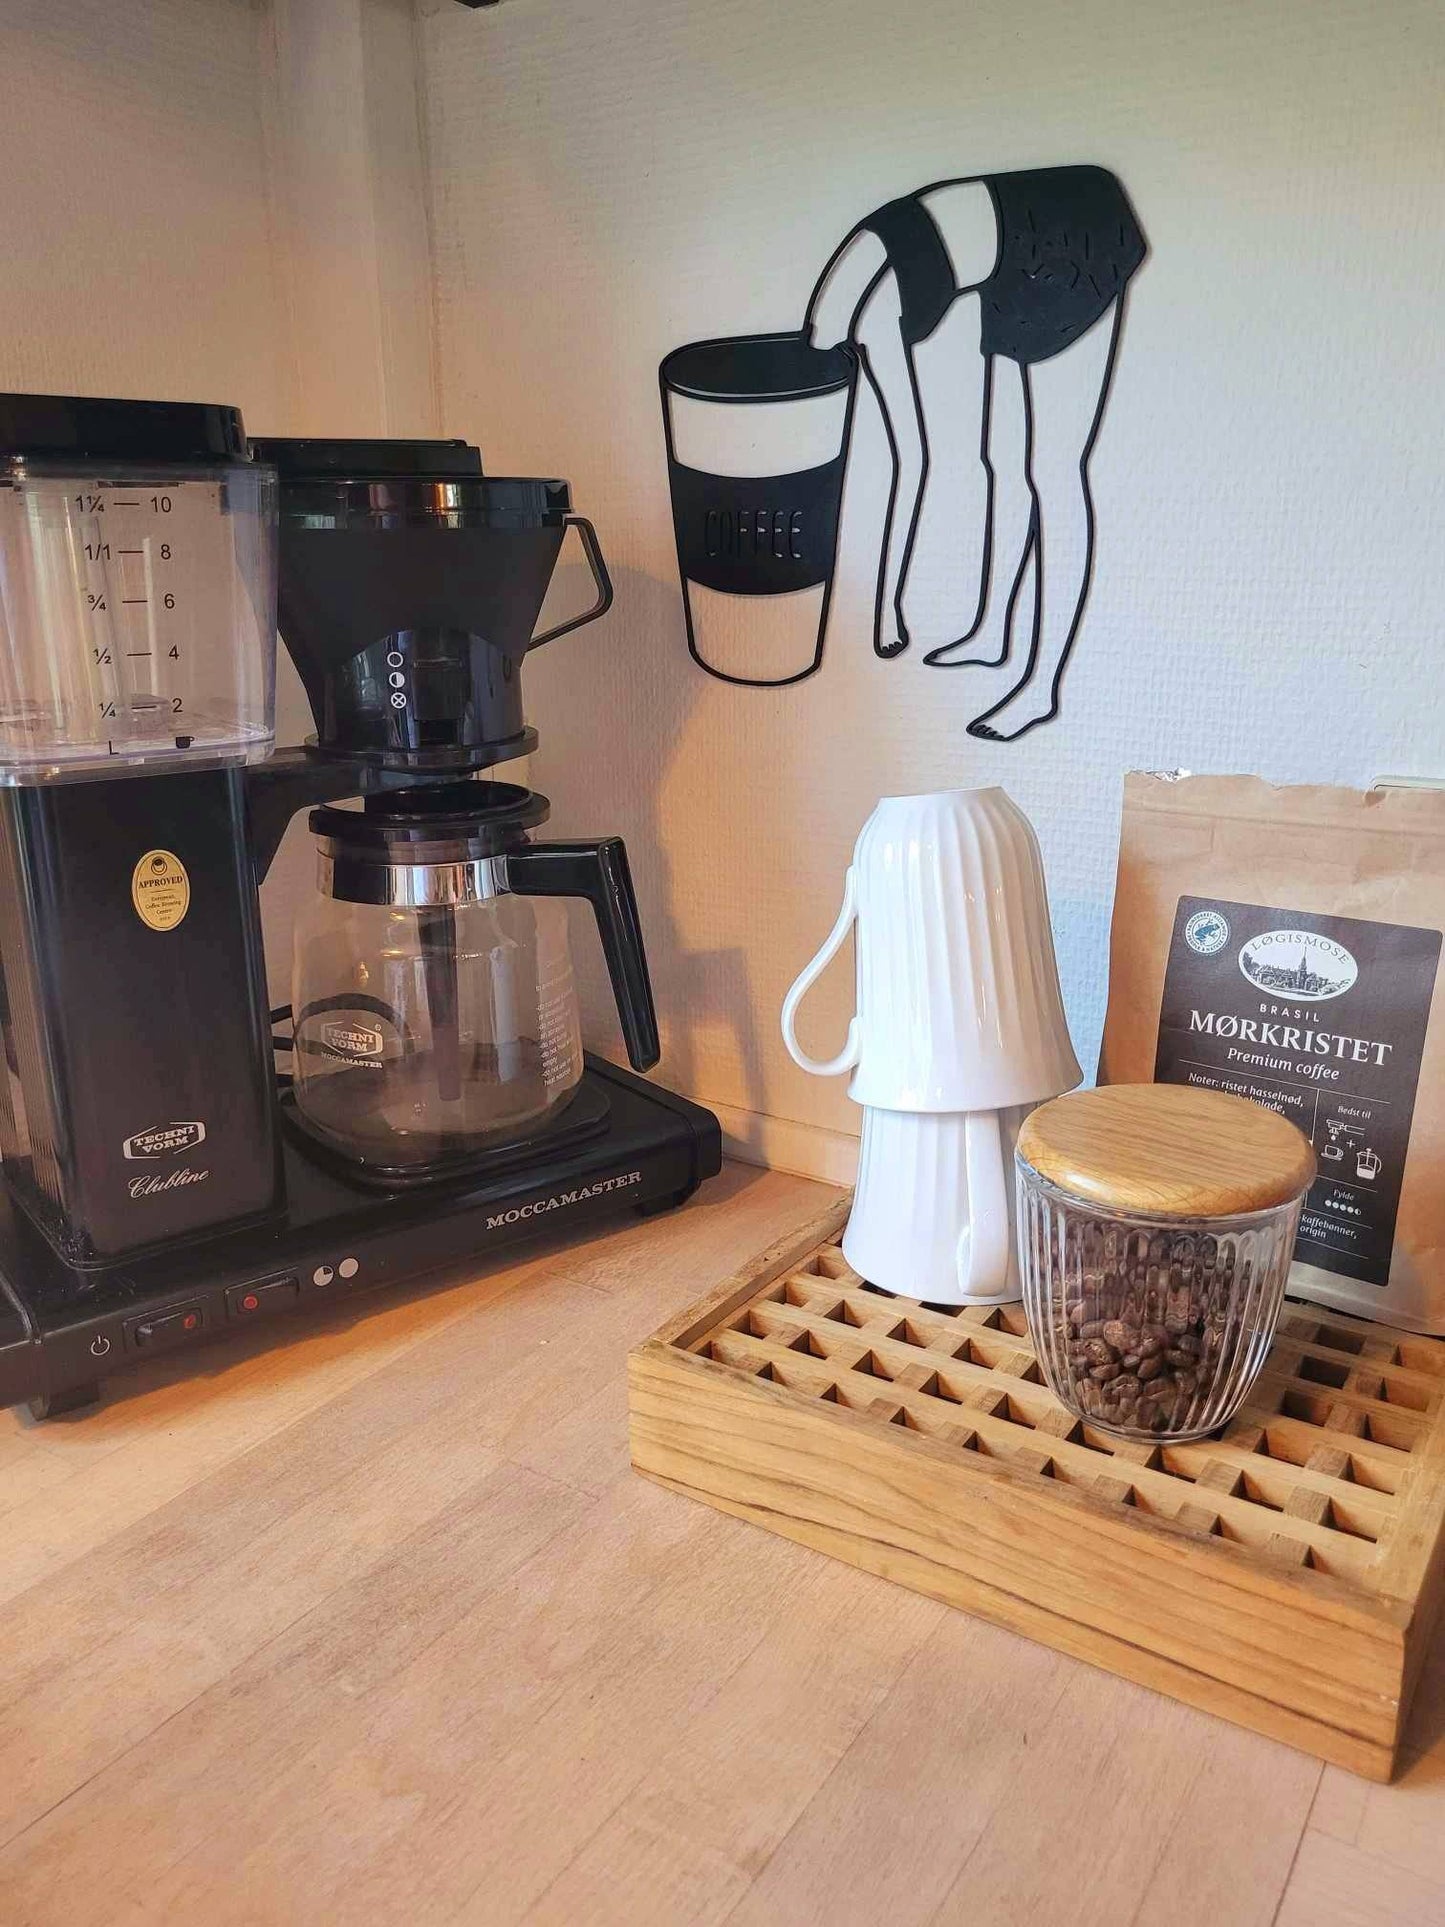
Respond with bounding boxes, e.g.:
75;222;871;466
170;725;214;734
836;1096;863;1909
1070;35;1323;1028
1017;1169;1304;1441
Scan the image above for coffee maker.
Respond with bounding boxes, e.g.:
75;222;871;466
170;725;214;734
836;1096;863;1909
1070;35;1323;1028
0;395;720;1416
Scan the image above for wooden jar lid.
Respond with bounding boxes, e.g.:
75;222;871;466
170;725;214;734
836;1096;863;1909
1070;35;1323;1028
1016;1083;1316;1219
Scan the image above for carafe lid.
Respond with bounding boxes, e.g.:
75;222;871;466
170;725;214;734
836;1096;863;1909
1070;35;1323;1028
1017;1084;1316;1218
0;392;249;466
311;780;550;861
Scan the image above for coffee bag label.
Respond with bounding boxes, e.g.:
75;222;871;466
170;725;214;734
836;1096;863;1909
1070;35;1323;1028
1153;896;1441;1286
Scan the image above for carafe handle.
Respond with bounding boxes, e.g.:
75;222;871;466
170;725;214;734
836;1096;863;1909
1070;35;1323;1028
507;838;660;1071
528;516;615;648
780;867;859;1077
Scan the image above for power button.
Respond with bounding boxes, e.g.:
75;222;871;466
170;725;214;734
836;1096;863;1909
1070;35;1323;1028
89;1334;112;1358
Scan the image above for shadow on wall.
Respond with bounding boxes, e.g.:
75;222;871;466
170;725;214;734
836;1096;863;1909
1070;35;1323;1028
1047;890;1113;1087
526;563;768;1120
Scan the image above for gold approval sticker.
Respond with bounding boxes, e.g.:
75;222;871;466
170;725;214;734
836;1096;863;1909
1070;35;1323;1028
131;849;190;932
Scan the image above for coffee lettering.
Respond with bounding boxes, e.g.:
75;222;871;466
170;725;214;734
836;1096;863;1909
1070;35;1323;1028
1188;1006;1391;1074
701;505;804;563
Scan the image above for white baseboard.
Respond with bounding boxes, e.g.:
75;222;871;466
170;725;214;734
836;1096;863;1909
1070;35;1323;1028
708;1100;859;1187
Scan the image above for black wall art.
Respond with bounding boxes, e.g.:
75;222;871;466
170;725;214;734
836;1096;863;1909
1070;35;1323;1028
660;164;1147;739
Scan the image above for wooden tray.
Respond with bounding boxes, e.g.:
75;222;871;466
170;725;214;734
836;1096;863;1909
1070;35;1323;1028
628;1196;1445;1781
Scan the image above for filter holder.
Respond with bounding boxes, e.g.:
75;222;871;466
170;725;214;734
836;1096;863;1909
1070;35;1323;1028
255;436;614;770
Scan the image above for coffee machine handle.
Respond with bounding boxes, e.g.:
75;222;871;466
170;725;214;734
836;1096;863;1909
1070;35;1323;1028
780;867;860;1077
528;517;615;649
506;838;660;1072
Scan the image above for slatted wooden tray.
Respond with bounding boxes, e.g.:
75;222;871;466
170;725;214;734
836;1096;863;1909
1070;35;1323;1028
628;1196;1445;1781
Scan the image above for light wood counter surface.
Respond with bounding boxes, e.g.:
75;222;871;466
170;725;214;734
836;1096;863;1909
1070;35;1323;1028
1;1162;1444;1927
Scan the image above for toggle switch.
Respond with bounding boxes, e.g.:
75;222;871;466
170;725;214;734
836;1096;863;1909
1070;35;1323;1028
127;1305;204;1351
227;1277;300;1320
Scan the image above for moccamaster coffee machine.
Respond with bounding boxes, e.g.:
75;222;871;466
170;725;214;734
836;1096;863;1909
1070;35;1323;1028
0;395;719;1416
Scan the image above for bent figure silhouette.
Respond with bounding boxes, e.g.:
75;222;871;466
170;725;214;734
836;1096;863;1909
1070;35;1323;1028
806;166;1146;741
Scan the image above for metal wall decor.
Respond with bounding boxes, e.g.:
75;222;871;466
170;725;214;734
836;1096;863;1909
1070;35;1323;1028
660;333;859;689
661;164;1147;741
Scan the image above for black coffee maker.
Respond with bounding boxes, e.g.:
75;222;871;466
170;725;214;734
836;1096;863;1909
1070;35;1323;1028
0;400;720;1417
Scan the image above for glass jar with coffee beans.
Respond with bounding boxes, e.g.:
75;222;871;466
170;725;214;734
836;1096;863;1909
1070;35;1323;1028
1015;1084;1315;1441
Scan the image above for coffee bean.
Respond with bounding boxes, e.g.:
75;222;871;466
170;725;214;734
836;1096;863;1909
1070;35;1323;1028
1036;1211;1254;1437
1041;1196;1272;1437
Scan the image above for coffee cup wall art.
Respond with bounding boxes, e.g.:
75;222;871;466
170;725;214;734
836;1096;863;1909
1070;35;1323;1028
659;164;1147;741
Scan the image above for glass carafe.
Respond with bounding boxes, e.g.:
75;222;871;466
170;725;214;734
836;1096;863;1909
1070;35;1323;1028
289;782;659;1181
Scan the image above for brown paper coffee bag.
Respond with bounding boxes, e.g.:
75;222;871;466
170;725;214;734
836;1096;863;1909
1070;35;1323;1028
1101;774;1445;1332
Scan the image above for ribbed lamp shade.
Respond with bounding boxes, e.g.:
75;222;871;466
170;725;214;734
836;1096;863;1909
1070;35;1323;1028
845;788;1080;1112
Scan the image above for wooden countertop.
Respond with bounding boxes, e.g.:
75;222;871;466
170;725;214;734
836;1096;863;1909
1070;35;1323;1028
1;1162;1443;1926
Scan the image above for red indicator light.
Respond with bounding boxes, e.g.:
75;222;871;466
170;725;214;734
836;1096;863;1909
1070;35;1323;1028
241;1293;259;1312
183;1312;199;1331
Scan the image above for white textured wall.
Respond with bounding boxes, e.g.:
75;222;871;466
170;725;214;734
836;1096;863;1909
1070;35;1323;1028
418;0;1445;1172
0;1;287;426
0;0;439;1000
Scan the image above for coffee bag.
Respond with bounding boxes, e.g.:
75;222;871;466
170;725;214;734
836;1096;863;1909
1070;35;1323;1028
1101;774;1445;1332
